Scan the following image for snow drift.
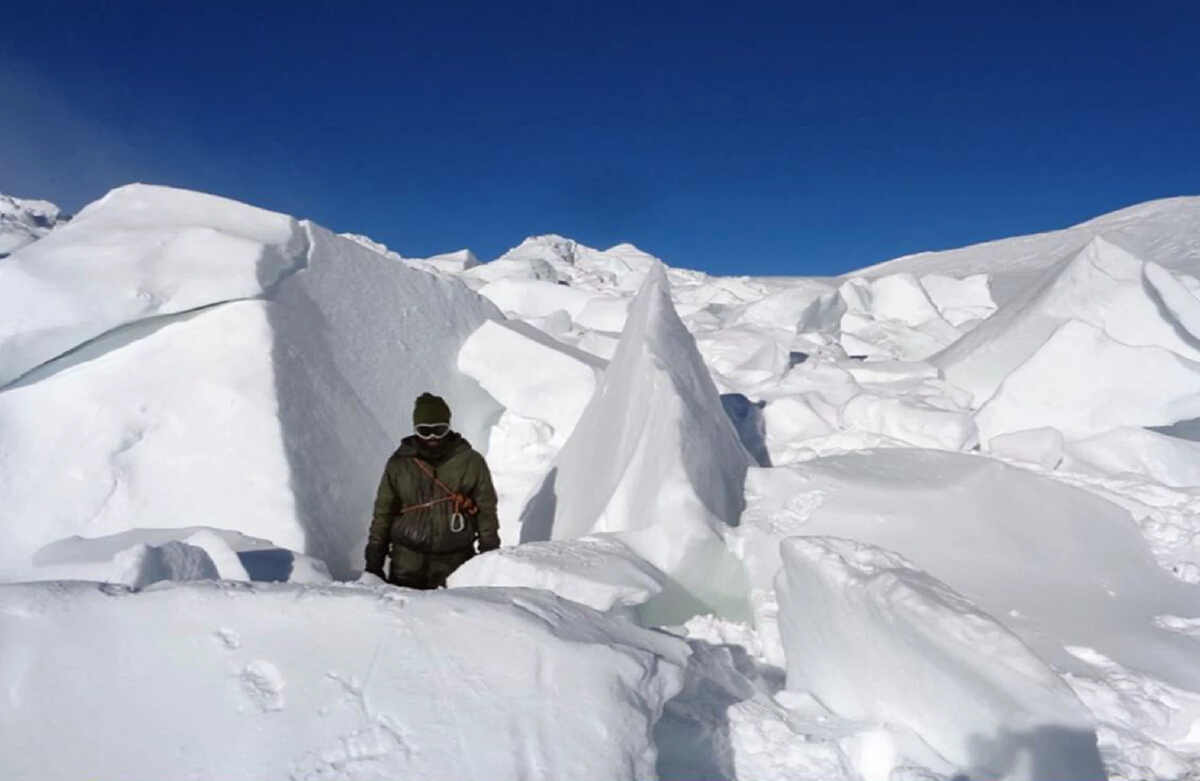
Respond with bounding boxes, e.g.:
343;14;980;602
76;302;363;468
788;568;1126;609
520;263;752;623
0;185;503;579
0;580;688;781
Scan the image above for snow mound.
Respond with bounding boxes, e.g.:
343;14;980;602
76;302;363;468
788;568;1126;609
0;581;688;781
0;194;63;256
457;318;605;445
447;537;666;614
935;237;1200;410
520;262;752;623
739;450;1200;693
0;185;502;579
776;536;1103;781
414;248;480;274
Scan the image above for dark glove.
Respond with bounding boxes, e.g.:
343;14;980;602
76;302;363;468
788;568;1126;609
477;536;500;554
364;543;387;578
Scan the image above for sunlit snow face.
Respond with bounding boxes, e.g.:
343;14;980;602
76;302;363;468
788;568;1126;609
415;423;450;440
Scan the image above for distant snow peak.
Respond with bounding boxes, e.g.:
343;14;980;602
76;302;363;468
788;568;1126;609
0;193;66;256
483;233;662;292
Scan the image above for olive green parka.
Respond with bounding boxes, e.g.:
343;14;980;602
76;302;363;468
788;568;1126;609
365;433;499;581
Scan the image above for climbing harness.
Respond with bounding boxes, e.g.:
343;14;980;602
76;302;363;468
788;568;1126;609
398;458;479;536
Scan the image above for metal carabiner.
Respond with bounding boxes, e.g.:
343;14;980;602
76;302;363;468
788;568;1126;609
449;512;466;533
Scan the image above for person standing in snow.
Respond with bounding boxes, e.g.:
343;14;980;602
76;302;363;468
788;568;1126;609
365;393;500;588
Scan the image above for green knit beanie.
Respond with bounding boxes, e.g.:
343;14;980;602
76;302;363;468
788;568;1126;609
413;392;452;426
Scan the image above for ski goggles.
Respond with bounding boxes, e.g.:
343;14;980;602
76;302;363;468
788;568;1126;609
415;423;451;439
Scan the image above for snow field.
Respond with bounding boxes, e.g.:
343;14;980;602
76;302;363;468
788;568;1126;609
5;185;1200;779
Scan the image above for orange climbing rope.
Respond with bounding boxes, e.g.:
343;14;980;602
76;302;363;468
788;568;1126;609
398;459;479;518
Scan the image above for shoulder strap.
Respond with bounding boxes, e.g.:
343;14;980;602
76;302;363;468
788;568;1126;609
405;458;479;516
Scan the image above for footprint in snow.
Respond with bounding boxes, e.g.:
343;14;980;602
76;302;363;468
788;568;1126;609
214;627;241;650
240;660;286;711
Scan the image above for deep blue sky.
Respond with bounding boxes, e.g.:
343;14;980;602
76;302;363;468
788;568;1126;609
3;1;1197;275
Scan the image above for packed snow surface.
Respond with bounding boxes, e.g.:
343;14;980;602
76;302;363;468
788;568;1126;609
4;184;1200;780
0;581;688;781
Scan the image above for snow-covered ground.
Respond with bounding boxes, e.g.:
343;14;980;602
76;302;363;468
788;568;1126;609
2;184;1200;780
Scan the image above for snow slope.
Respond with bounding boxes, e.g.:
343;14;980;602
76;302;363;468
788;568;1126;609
856;195;1200;304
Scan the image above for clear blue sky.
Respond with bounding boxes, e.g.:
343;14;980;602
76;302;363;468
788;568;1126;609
3;0;1197;275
